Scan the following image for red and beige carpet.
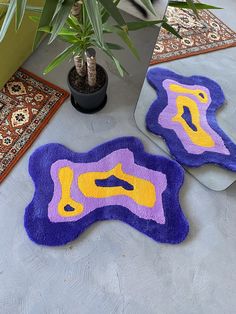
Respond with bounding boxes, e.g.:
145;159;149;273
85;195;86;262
0;68;69;183
151;4;236;64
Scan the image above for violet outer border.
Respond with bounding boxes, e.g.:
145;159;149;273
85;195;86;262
24;137;189;246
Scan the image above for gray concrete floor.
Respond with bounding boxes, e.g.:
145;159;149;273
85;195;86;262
1;2;236;314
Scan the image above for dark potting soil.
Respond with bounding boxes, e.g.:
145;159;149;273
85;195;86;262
69;65;106;94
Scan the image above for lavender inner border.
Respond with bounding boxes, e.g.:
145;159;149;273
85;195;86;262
24;137;189;246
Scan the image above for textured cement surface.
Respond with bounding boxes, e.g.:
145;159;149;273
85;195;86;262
135;0;236;191
1;2;236;314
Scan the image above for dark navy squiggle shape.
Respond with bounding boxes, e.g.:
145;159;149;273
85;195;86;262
64;204;75;212
95;175;134;191
146;67;236;170
24;137;189;246
182;106;197;132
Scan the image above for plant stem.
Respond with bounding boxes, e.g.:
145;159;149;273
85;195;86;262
86;48;97;87
74;55;86;77
71;1;82;20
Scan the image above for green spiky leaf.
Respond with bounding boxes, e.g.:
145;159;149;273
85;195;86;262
139;0;156;16
44;44;76;74
125;19;163;31
16;0;27;30
168;1;222;10
34;0;59;49
48;0;74;44
84;0;104;45
99;0;126;26
186;0;199;17
0;0;16;42
162;21;182;39
105;42;124;50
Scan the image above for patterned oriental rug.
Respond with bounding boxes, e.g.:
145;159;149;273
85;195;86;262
0;69;69;183
151;5;236;65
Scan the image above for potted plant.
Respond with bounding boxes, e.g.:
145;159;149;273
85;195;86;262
33;1;165;113
0;0;220;113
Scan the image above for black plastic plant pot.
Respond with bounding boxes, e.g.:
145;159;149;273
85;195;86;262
67;64;108;114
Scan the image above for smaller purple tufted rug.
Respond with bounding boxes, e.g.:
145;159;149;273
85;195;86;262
146;67;236;171
24;137;189;246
